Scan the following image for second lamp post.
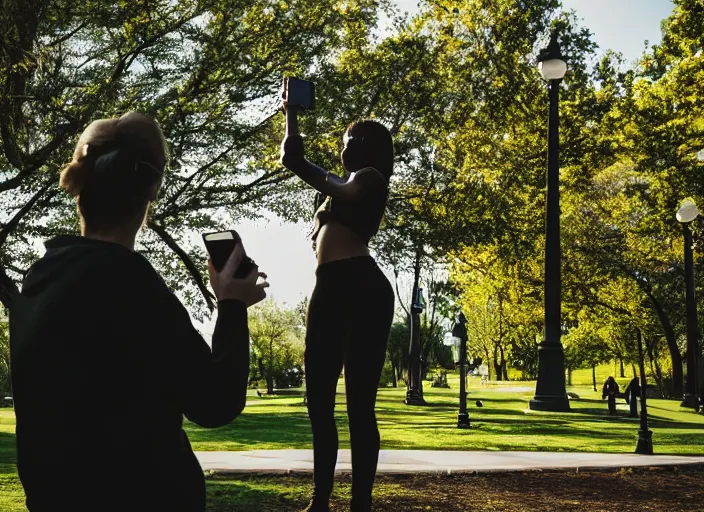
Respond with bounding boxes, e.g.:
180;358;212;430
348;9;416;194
677;200;701;410
530;33;571;412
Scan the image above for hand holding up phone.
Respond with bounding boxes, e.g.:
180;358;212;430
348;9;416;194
208;243;267;306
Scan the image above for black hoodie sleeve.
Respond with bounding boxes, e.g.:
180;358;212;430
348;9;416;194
132;259;250;428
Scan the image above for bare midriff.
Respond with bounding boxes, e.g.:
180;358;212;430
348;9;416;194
315;221;370;265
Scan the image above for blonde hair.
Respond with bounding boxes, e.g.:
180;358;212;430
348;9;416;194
60;112;168;197
60;112;169;230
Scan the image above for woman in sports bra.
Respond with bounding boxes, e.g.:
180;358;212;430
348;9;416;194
280;104;395;512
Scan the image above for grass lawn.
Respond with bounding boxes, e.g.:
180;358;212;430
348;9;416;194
1;374;702;510
180;374;704;454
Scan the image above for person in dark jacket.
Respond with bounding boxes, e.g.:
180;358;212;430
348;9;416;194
9;112;267;512
624;376;641;418
602;376;620;415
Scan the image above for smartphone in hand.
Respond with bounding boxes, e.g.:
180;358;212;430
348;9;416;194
202;230;256;278
283;76;315;110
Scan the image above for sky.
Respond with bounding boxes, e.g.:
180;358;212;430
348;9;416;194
195;0;676;334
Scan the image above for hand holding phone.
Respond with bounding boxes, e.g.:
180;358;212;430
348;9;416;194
203;230;256;278
203;231;265;304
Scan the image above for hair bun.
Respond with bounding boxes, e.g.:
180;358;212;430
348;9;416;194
59;159;90;197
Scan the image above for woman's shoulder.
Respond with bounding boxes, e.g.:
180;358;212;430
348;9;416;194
352;167;388;192
355;166;385;179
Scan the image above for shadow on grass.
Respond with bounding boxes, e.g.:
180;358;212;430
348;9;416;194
466;396;531;403
205;478;310;512
0;431;17;477
187;412;313;448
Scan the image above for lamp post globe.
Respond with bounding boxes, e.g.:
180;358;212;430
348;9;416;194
538;59;567;81
677;200;701;410
529;32;571;412
677;200;700;223
537;35;567;81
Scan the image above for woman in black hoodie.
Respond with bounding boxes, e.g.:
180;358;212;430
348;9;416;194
9;112;267;512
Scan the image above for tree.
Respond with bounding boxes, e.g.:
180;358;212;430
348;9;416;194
0;311;9;398
562;312;611;390
0;0;386;316
247;300;304;394
386;321;409;388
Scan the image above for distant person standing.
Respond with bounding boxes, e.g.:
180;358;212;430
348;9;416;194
624;376;641;418
602;376;620;416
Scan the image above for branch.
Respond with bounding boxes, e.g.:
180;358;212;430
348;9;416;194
148;221;216;312
5;263;27;276
393;266;410;318
47;21;89;48
578;290;631;318
156;168;288;222
0;182;54;247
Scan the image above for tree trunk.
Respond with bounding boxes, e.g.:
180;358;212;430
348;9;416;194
648;338;667;397
499;344;508;380
619;358;625;378
567;367;572;386
257;356;268;392
268;337;275;394
631;364;637;378
485;348;492;380
645;289;683;397
493;344;501;381
391;363;398;388
592;364;597;392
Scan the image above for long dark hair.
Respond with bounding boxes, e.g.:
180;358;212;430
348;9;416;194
345;119;394;181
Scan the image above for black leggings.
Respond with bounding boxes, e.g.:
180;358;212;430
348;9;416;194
305;256;395;510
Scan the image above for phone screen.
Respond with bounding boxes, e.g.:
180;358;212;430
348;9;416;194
203;231;256;278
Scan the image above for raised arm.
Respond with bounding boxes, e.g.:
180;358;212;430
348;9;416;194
280;106;384;202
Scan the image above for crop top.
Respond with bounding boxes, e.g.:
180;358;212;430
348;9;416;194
282;134;389;247
311;177;388;246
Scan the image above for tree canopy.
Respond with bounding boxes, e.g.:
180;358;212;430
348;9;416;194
1;0;702;396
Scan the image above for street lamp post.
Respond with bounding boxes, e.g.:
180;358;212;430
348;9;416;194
635;328;654;455
676;200;701;410
530;33;570;412
405;287;426;406
450;313;470;428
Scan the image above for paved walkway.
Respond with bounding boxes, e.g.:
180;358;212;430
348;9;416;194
196;450;704;475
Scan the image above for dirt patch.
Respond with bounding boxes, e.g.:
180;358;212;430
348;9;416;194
207;464;704;511
370;466;704;511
